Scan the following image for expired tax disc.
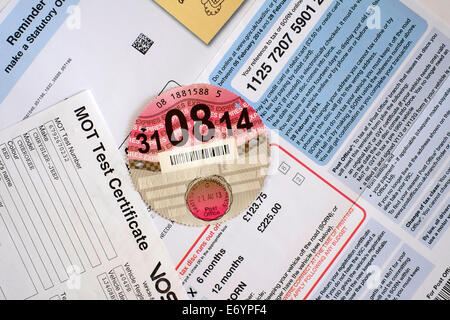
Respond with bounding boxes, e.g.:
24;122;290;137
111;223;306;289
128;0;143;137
127;84;270;226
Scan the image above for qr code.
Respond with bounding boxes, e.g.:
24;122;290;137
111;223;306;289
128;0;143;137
132;33;154;55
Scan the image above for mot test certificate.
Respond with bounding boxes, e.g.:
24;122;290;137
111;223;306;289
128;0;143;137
143;0;450;300
0;91;185;300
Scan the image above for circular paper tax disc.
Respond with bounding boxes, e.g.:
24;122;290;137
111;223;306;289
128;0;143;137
127;84;270;226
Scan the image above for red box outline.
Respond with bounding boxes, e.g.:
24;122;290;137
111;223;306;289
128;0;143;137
175;144;367;299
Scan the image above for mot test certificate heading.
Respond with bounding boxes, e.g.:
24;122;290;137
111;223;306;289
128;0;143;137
0;91;185;300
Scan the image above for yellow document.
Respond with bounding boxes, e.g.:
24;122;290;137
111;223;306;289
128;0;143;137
154;0;245;44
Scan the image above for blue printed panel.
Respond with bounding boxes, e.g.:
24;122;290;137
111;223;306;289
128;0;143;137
310;219;434;300
210;0;427;165
0;0;79;103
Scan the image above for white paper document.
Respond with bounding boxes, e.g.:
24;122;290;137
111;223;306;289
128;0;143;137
0;0;256;144
0;90;185;300
145;0;450;300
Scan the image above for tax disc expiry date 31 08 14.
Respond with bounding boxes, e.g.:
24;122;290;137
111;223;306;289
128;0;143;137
127;84;271;226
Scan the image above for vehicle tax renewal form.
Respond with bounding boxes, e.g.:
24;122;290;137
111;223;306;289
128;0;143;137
0;91;185;300
145;0;450;300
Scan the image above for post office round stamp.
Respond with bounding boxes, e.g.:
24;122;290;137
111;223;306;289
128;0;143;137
185;176;232;222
